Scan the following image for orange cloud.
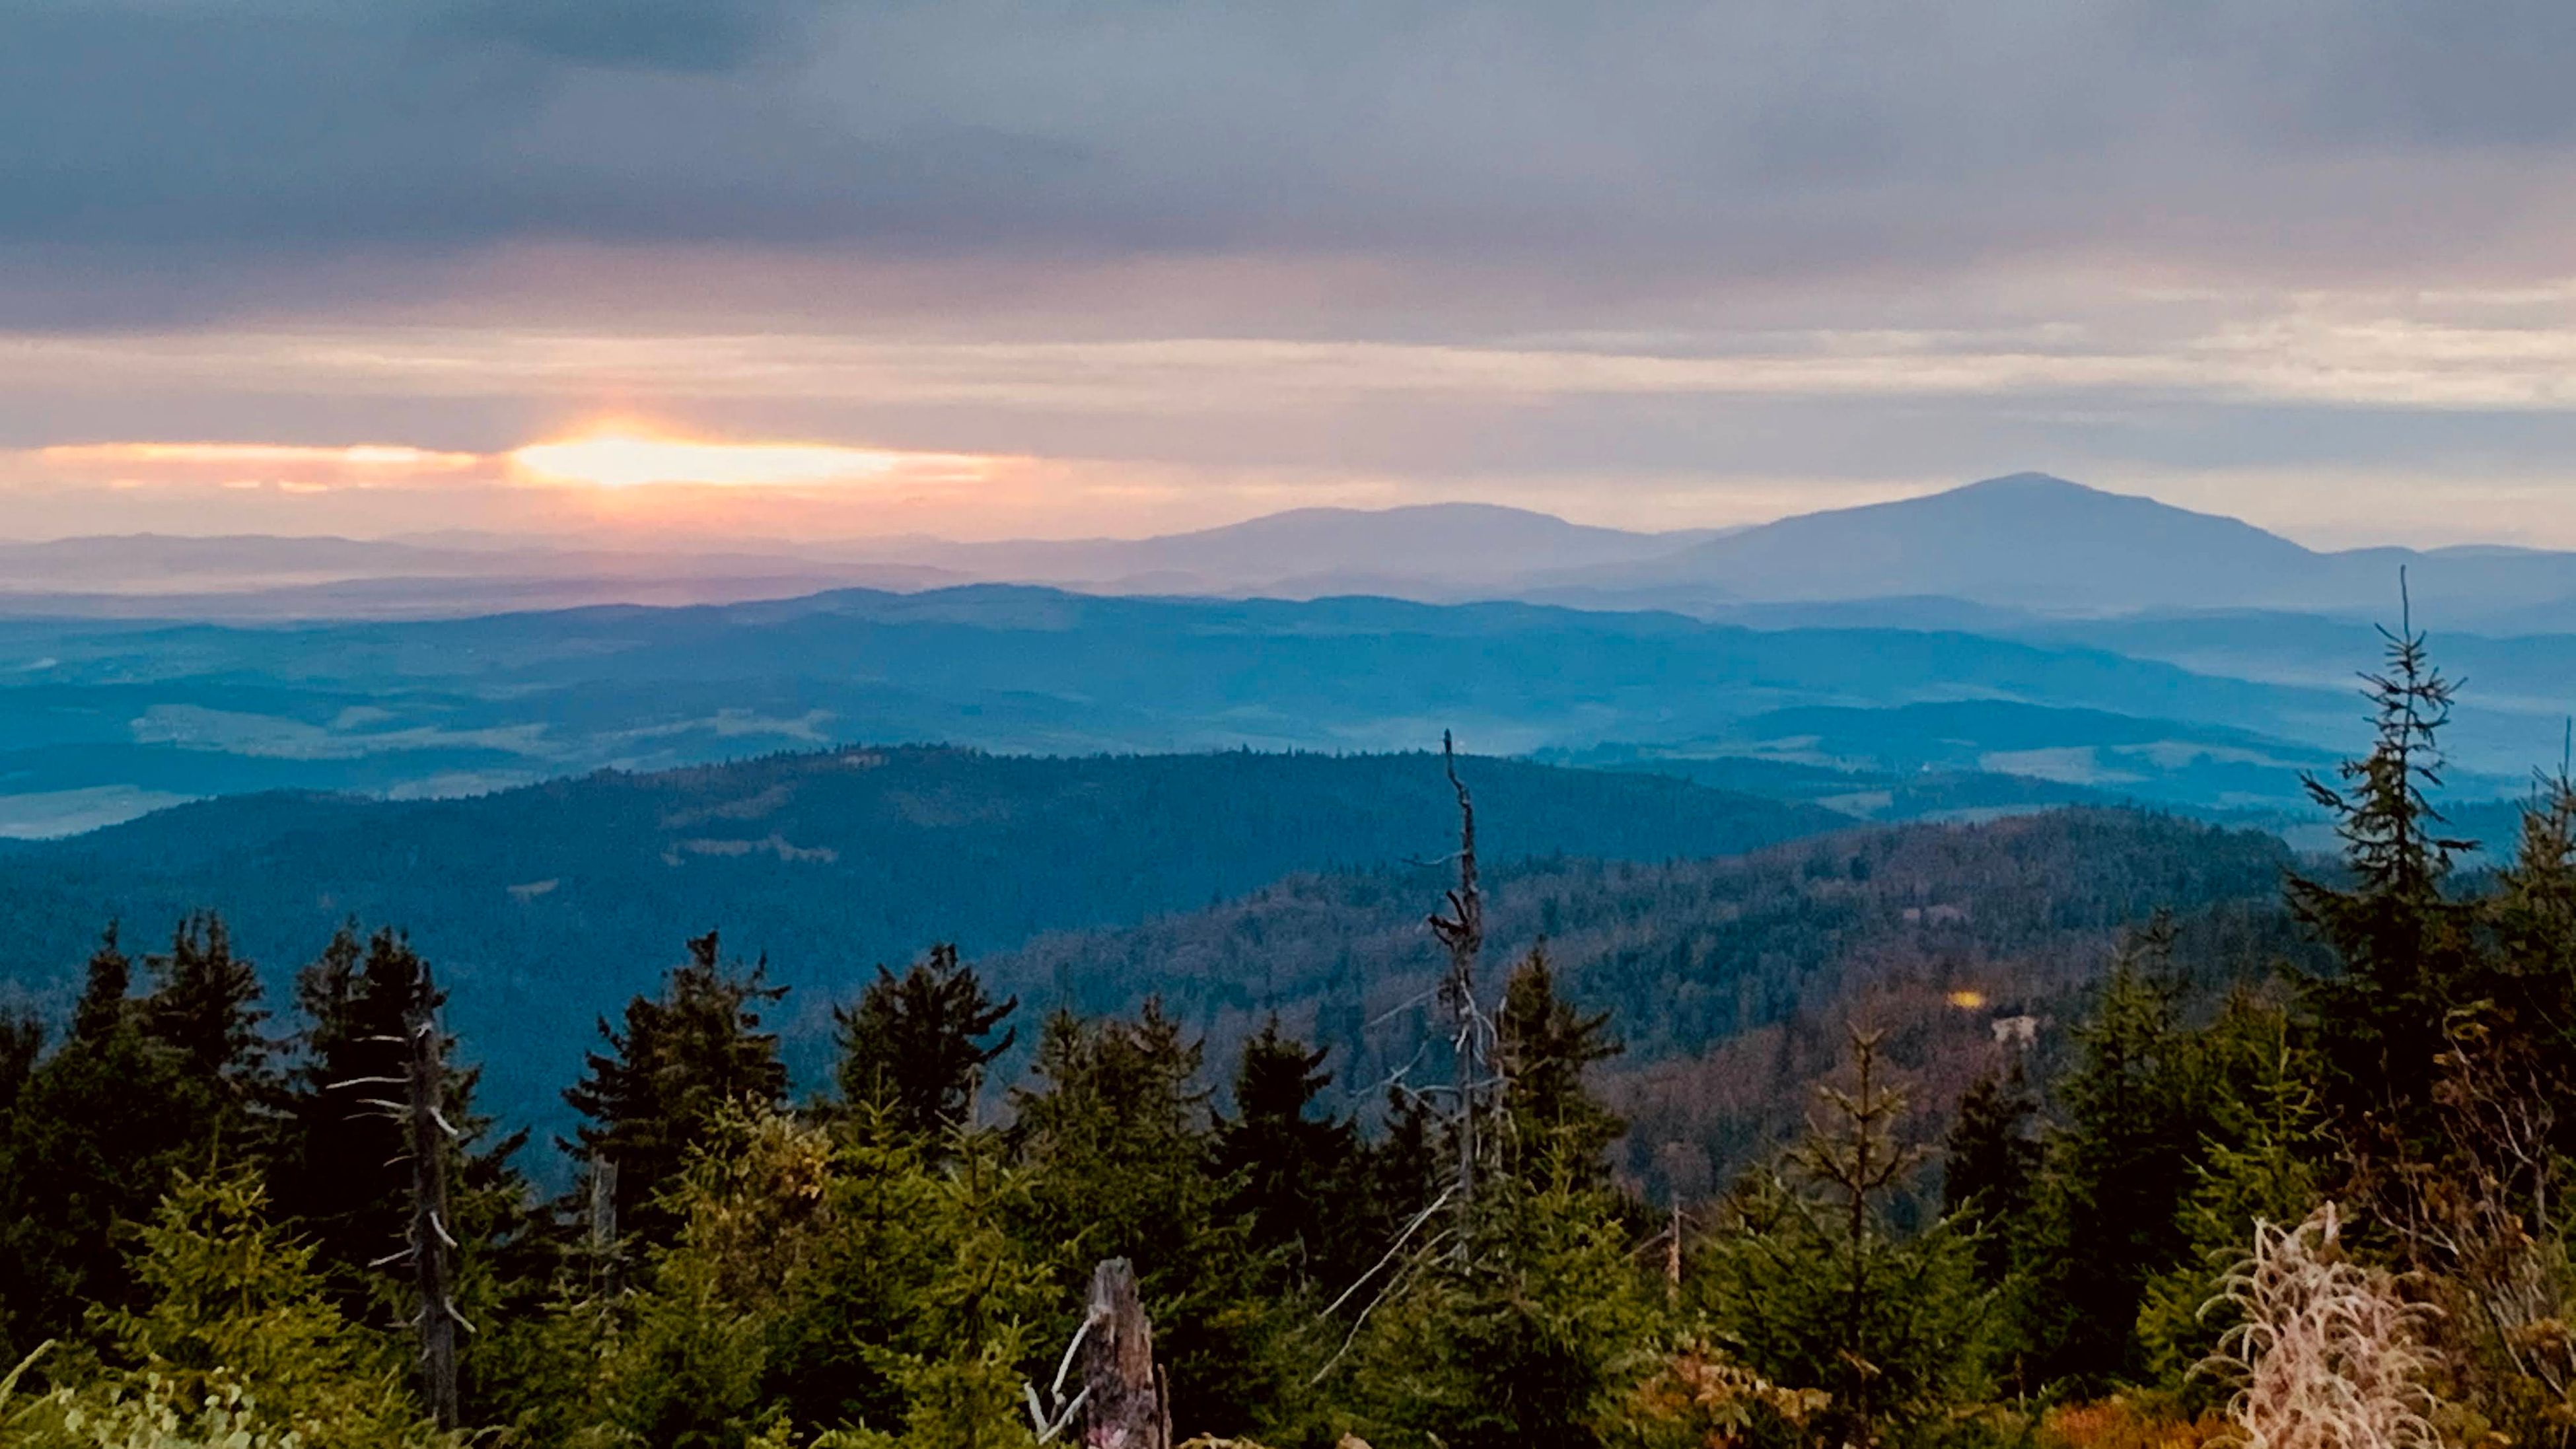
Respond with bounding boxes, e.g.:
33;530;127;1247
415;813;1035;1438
33;440;492;495
26;428;1017;505
39;441;484;470
507;425;1001;490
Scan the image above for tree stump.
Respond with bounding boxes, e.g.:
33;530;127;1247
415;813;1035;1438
1080;1258;1168;1449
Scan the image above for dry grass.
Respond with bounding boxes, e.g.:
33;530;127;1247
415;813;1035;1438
2201;1205;2444;1449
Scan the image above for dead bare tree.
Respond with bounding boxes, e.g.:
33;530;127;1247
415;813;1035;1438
1026;1259;1169;1448
585;1150;622;1299
1300;738;1505;1384
1426;730;1491;1258
1081;1259;1168;1449
330;981;471;1431
403;1000;467;1430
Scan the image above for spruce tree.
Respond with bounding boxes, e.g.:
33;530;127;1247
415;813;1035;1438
831;942;1015;1144
1494;946;1625;1185
140;912;273;1112
0;1008;38;1118
1214;1018;1365;1289
1362;1081;1449;1259
2132;999;2326;1398
1011;1002;1268;1437
91;1167;435;1449
1345;1155;1666;1449
2018;921;2212;1389
275;926;529;1320
563;930;787;1247
2482;765;2576;1119
0;923;273;1362
1692;1028;1988;1449
2287;612;2480;1151
1942;1057;2040;1287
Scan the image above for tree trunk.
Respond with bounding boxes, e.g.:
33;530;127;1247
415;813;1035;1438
1080;1258;1168;1449
406;1007;460;1430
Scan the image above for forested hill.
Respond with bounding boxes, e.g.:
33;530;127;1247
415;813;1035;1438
980;806;2316;1198
0;745;1844;1131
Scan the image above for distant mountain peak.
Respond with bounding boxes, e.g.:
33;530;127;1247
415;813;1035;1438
1952;471;2093;495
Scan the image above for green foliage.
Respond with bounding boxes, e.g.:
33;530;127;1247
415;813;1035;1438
1495;948;1626;1186
0;745;1843;1139
507;1106;1057;1449
1694;1032;1990;1449
1943;1059;2040;1288
832;944;1016;1147
3;1367;308;1449
1342;1156;1670;1449
564;931;788;1247
1008;1003;1285;1438
1606;1333;1832;1449
0;1010;39;1119
2131;1000;2326;1400
2017;923;2217;1390
2287;618;2482;1154
135;915;272;1113
0;923;273;1363
770;1114;1055;1440
1333;958;1670;1449
32;623;2576;1446
275;927;532;1318
1214;1020;1367;1294
46;1168;441;1449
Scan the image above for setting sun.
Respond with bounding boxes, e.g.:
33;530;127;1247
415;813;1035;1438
508;426;991;490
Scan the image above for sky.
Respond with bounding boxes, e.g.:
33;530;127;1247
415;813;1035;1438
8;1;2576;548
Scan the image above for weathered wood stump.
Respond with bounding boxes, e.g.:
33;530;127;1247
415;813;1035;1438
1080;1258;1168;1449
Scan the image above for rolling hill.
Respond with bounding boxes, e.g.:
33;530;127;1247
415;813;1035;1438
0;746;1847;1134
1;585;2390;837
974;805;2317;1197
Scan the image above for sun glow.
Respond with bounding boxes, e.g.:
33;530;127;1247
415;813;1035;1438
509;426;993;489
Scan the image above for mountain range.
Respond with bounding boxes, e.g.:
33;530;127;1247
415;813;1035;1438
7;474;2574;625
1531;474;2576;618
1;472;2567;841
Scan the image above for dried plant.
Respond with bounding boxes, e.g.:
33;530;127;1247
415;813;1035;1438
2201;1205;2443;1449
2040;1396;2232;1449
1613;1336;1830;1449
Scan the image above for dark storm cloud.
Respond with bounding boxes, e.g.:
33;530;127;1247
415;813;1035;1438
5;1;2576;312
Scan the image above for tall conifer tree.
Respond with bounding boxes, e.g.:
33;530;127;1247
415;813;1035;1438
1494;946;1624;1185
1215;1018;1364;1289
2287;610;2480;1150
831;942;1015;1143
276;925;528;1314
563;930;787;1246
1943;1058;2040;1287
0;921;276;1361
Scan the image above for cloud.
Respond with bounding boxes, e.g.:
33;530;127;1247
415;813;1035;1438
40;441;484;475
9;0;2576;320
442;0;811;73
9;1;2576;548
